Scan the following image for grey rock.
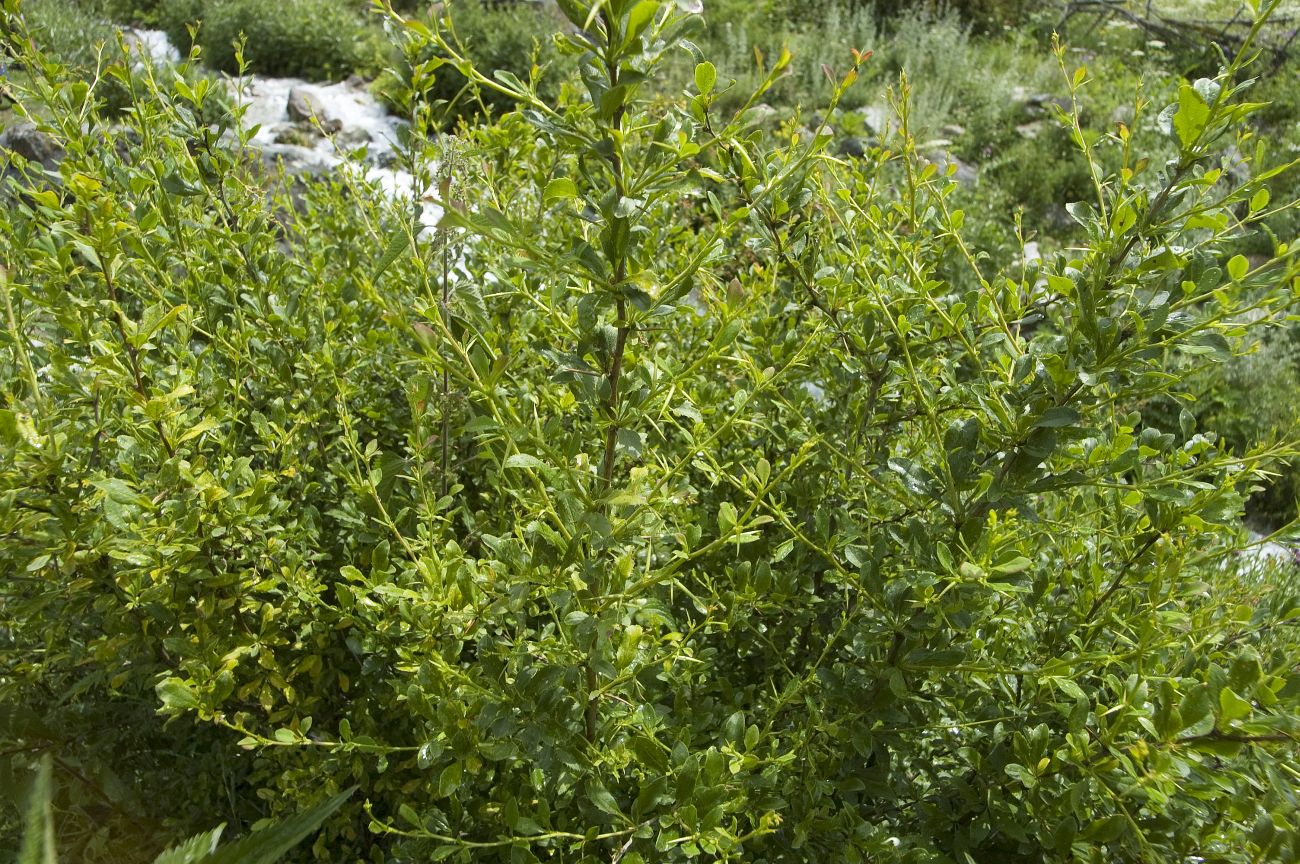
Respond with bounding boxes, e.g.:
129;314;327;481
338;127;373;149
286;87;342;134
1011;87;1070;118
1027;93;1070;117
1044;203;1073;233
858;104;892;137
747;102;780;128
1016;120;1046;140
273;124;321;147
940;123;966;139
926;150;977;185
0;123;64;168
1221;143;1249;186
837;136;867;159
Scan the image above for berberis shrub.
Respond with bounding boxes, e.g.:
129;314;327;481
2;0;1300;861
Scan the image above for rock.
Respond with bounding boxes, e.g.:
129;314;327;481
274;124;321;147
0;123;64;168
260;147;327;180
1044;204;1073;233
1028;93;1070;117
926;150;977;185
1010;87;1070;119
746;102;780;129
337;127;373;149
1221;143;1249;186
1016;121;1046;140
837;136;867;159
286;87;342;134
940;123;966;139
345;74;367;89
858;104;892;137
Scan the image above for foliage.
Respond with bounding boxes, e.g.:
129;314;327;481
157;0;379;80
2;2;1300;864
1145;329;1300;529
16;0;135;112
374;0;571;129
15;756;352;864
736;0;1037;31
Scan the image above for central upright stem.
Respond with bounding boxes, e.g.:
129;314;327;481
588;10;632;745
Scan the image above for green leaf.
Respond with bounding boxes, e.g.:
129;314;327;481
614;196;645;218
503;453;547;470
991;556;1031;575
722;710;744;743
136;304;189;346
624;0;658;47
544;178;578;206
1179;687;1215;736
18;756;57;864
1218;687;1252;724
0;409;41;448
586;782;623;819
1082;814;1126;843
1173;83;1210;148
371;230;410;283
438;762;462;798
156;678;201;713
1034;406;1081;428
152;828;224;864
694;61;716;95
717;501;738;534
207;788;354;864
1227;254;1249;282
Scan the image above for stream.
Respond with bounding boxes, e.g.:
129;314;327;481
128;28;442;232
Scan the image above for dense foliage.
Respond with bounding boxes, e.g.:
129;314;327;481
16;758;352;864
157;0;380;80
3;0;1300;862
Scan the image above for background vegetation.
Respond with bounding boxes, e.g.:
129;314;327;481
3;0;1300;862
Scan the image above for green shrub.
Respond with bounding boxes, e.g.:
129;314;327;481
744;0;1037;32
16;0;134;111
3;1;1300;863
14;757;353;864
374;0;570;128
1145;329;1300;529
158;0;378;80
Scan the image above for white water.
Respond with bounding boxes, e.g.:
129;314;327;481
130;30;441;233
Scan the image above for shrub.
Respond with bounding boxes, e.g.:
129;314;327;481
16;0;135;111
3;1;1300;862
158;0;378;80
14;757;353;864
374;0;570;128
1145;330;1300;529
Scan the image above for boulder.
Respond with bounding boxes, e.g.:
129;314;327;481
337;127;373;150
287;87;342;134
0;123;64;169
926;150;977;185
1016;121;1046;140
857;104;893;137
837;136;867;159
1010;87;1070;119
